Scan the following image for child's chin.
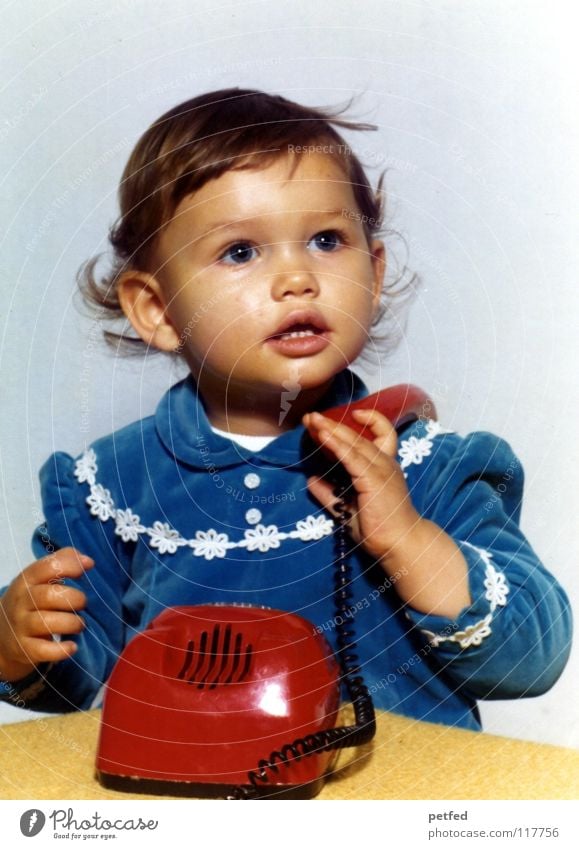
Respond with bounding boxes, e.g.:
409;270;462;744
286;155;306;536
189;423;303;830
280;366;343;393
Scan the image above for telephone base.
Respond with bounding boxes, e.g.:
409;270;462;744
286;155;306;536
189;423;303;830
97;770;326;799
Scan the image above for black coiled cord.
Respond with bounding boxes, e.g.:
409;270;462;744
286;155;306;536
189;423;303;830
228;483;376;799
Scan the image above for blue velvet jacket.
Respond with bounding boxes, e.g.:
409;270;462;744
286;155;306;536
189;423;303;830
0;370;572;730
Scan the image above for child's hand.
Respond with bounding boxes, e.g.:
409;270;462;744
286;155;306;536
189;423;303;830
0;548;94;683
303;408;420;563
303;409;471;617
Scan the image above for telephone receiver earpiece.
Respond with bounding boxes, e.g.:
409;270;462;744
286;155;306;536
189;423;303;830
322;384;437;438
305;384;436;493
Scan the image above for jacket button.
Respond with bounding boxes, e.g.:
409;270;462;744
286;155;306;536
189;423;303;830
245;508;262;525
244;473;261;490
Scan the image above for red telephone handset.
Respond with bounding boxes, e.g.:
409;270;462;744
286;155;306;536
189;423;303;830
323;383;435;436
96;386;435;799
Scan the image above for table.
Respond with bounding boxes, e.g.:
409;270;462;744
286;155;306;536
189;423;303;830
1;709;578;799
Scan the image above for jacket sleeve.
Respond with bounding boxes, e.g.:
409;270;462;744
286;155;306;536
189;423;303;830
0;450;132;712
399;420;572;700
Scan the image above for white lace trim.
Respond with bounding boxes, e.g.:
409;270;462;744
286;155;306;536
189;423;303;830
73;422;454;561
398;419;454;477
73;448;335;558
419;542;509;649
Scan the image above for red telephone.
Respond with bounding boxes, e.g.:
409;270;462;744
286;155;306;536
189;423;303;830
96;385;434;799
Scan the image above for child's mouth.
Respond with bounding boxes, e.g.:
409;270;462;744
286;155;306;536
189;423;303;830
267;314;330;357
275;324;322;341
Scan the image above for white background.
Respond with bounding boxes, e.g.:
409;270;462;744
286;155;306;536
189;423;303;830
0;0;577;749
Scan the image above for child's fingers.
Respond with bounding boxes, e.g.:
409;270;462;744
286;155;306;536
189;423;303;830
308;408;398;459
24;609;86;639
315;428;395;494
28;583;88;614
21;636;79;665
21;548;94;588
305;412;384;466
309;412;394;474
350;408;398;456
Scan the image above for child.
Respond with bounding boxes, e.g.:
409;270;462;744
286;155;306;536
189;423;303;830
0;88;571;730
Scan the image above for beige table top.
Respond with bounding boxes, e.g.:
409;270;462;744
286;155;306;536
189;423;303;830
1;708;578;800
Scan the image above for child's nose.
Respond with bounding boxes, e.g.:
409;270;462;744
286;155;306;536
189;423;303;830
270;259;320;301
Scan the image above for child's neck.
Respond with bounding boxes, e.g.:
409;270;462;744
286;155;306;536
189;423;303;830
198;380;333;436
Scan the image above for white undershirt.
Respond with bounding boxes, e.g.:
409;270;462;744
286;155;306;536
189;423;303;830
210;425;277;451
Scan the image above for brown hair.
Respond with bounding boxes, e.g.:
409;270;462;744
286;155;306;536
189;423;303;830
78;87;414;353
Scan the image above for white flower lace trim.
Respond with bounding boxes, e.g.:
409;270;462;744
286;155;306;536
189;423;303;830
73;422;453;560
419;542;509;649
398;419;454;477
73;448;334;558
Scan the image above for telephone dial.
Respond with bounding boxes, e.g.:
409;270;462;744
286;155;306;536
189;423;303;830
96;385;435;799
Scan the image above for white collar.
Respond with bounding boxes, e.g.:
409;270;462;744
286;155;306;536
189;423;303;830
210;425;277;451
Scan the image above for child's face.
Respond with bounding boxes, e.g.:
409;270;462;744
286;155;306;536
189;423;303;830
148;152;384;412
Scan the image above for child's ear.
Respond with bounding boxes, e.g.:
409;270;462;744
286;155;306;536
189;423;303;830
117;271;180;352
369;239;386;312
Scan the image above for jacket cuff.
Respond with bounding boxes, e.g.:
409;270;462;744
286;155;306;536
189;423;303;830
0;663;51;706
403;540;510;651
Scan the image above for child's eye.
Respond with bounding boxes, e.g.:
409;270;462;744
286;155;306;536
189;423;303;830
307;230;344;252
220;242;258;265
